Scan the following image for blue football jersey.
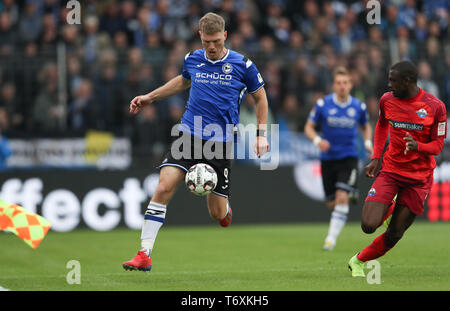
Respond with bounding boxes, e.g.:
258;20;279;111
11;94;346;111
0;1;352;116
180;49;264;142
308;93;369;161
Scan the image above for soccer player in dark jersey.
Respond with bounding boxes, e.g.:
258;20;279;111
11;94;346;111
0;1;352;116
122;13;270;272
305;67;373;251
348;61;447;277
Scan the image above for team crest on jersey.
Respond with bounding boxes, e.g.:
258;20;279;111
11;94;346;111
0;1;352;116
346;107;356;117
368;188;376;197
222;63;233;74
416;108;427;118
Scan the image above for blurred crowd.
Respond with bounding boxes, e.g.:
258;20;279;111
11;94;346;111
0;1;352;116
0;0;449;160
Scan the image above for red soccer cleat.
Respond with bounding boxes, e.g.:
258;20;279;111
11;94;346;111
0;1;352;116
219;207;232;227
122;251;152;272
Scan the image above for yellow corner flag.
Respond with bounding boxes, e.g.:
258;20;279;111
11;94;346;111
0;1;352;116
0;199;51;249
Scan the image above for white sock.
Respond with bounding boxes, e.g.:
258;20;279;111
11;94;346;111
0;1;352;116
325;204;349;244
141;201;167;256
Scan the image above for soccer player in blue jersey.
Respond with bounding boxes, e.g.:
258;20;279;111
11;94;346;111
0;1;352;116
304;67;373;251
123;12;270;271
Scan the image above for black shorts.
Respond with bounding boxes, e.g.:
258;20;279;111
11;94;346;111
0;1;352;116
159;132;233;198
321;156;358;202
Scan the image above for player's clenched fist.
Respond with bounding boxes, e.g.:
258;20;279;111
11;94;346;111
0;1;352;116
403;132;418;155
317;139;331;153
254;136;270;158
130;94;152;115
365;158;380;178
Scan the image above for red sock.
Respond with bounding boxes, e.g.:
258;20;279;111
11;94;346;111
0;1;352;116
381;200;395;224
357;232;395;262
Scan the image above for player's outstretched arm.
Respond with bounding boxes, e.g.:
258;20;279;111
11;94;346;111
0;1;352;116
251;87;269;158
129;75;191;115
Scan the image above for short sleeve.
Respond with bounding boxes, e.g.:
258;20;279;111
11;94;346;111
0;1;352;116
308;98;324;124
181;52;192;80
243;58;264;93
359;102;369;126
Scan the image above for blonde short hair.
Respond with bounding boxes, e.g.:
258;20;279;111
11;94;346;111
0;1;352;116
333;66;350;80
199;12;225;34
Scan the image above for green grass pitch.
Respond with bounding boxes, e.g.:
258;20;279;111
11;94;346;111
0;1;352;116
0;222;449;291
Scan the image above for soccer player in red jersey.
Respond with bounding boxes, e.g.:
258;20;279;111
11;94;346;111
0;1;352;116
348;61;447;277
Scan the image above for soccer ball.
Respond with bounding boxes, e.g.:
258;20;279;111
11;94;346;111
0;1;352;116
185;163;218;196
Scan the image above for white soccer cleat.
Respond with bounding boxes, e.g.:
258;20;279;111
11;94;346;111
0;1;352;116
323;239;335;251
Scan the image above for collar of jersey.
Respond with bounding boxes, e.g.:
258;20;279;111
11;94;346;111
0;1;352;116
332;93;352;108
203;49;230;64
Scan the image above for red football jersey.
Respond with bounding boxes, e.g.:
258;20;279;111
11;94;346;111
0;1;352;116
373;88;447;180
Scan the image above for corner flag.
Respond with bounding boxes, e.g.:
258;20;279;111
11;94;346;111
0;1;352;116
0;199;51;249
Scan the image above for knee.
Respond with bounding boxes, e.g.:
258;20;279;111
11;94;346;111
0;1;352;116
208;208;223;221
155;179;175;197
360;202;383;234
361;220;378;234
207;200;227;221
